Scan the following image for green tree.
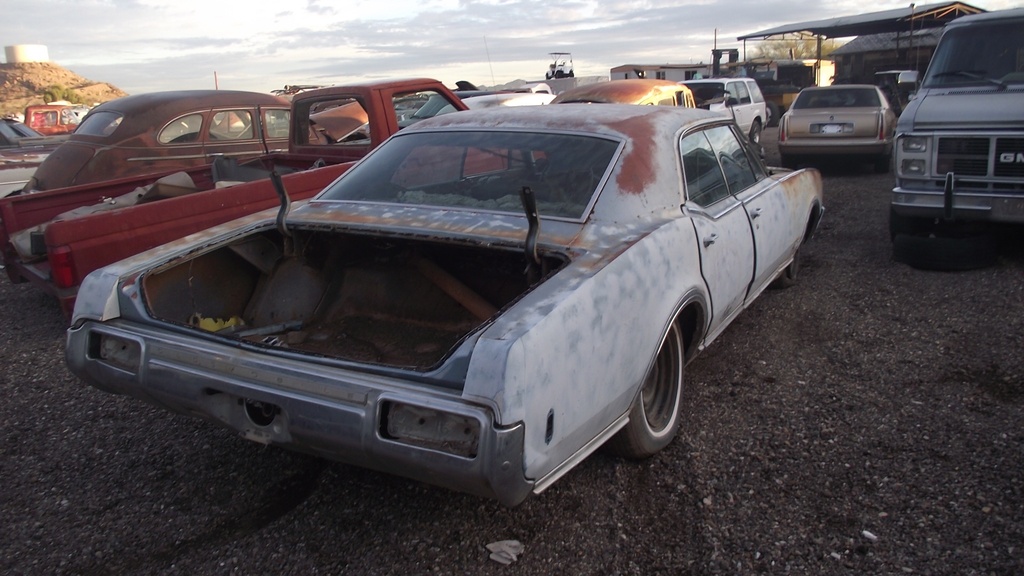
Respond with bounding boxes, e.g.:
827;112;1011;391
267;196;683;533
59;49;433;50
752;37;842;60
41;85;85;104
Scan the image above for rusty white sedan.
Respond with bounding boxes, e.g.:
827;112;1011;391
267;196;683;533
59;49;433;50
66;105;823;506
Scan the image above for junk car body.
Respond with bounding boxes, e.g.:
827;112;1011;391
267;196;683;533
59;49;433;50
66;105;823;506
26;90;291;192
551;79;696;107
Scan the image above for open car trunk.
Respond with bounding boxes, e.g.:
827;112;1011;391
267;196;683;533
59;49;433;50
142;228;566;371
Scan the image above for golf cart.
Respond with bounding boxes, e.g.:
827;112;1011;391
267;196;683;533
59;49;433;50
545;52;575;79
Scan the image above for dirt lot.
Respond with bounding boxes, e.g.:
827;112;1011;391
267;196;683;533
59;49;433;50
1;128;1022;575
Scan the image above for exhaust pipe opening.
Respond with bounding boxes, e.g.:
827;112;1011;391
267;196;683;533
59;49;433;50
244;399;279;427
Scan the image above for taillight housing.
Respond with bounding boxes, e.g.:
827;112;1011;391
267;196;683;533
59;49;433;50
48;246;76;289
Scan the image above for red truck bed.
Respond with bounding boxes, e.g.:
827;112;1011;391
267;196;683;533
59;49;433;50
0;78;468;317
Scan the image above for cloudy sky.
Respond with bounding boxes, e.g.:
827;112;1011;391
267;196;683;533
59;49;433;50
3;0;1018;95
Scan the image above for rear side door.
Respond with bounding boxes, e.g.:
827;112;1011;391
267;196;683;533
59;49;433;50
706;124;799;297
203;106;273;160
681;126;755;340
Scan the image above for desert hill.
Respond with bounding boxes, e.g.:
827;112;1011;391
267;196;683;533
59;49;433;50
0;62;127;118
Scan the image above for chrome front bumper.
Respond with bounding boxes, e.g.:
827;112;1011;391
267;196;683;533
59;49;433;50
66;320;532;506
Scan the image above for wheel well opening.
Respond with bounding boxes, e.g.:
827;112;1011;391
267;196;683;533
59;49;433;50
803;203;823;244
675;304;702;363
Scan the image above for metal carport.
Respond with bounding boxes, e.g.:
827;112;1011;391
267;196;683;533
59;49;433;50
736;2;984;83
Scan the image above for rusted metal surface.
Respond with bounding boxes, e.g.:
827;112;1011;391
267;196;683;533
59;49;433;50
551;79;696;107
29;90;291;191
67;105;824;506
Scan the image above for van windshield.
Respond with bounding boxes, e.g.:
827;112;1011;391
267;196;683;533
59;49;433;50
923;19;1024;88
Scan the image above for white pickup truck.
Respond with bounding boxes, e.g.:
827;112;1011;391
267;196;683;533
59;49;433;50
682;77;769;154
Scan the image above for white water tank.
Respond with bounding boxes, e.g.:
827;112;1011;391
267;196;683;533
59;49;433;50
4;45;50;63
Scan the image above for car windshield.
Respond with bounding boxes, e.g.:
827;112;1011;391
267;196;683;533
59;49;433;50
791;88;880;109
317;130;620;220
683;83;727;103
923;19;1024;88
2;120;43;139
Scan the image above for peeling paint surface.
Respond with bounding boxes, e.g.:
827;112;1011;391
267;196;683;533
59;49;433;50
67;105;824;505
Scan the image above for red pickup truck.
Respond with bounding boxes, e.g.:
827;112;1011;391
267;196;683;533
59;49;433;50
0;78;468;316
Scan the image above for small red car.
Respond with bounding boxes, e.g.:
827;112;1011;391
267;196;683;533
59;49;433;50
27;90;290;191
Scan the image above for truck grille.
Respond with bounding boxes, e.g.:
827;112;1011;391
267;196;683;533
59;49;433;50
995;138;1024;179
936;137;989;176
936;136;1024;179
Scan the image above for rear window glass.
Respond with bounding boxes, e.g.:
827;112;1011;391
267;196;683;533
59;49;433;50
317;130;619;220
683;82;727;104
792;88;880;109
75;111;124;137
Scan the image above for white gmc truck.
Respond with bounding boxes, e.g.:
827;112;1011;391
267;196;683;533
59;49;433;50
890;8;1024;247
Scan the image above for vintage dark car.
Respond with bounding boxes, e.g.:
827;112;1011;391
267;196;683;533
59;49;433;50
66;104;823;506
26;90;291;192
1;117;46;148
0;118;67;197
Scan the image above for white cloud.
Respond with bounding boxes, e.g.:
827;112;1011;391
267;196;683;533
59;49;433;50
3;0;1018;94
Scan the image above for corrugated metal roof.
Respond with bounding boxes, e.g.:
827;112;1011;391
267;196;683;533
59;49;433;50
830;28;943;56
737;2;983;40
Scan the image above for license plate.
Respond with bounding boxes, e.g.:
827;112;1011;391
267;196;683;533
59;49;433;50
820;123;844;134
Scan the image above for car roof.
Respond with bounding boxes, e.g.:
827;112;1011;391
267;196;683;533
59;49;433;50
408;102;722;135
550;80;691;105
682;77;754;84
800;84;877;91
87;90;289;115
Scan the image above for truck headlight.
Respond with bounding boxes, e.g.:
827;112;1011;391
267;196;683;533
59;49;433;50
901;159;927;175
901;136;928;152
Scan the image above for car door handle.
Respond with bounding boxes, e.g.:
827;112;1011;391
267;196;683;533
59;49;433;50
703;233;719;248
750;207;762;219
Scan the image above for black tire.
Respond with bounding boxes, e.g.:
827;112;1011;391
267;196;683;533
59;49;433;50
766;101;781;127
780;154;797;170
873;154;890;174
748;120;764;158
772;247;800;288
893;232;998;271
888;207;933;240
606;322;684;459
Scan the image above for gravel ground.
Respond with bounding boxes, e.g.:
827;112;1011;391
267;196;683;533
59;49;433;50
2;128;1022;575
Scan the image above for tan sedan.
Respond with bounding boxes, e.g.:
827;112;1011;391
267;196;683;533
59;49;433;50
778;84;897;173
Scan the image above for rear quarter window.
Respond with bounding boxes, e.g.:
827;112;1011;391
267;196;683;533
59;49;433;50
75;111;124;137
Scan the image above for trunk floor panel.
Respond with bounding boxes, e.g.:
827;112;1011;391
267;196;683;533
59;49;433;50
244;314;475;369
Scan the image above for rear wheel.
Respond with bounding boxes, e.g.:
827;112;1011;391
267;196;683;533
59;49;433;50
766;101;780;127
606;322;684;458
772;247;800;288
748;120;764;158
873;154;890;174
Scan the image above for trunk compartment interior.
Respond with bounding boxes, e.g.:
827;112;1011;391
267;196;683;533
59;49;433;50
142;228;565;370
